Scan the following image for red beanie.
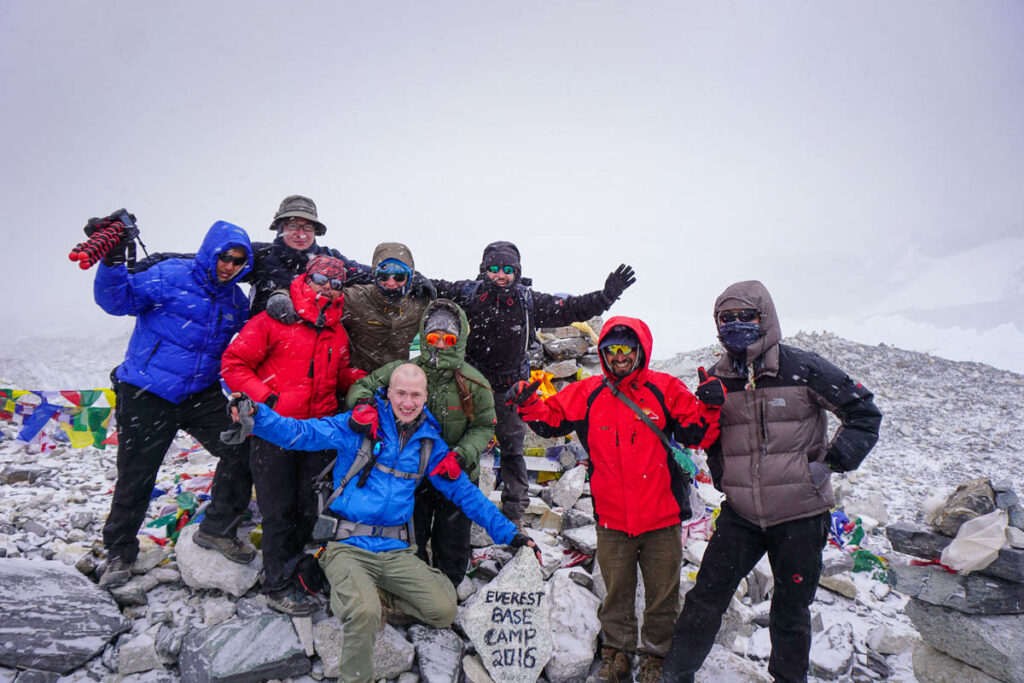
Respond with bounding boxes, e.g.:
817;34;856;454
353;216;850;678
307;255;346;283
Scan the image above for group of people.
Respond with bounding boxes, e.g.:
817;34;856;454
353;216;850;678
85;195;881;683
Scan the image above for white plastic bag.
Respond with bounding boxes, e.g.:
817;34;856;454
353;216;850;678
940;509;1008;574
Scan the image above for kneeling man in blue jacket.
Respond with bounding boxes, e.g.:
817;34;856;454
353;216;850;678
227;363;538;683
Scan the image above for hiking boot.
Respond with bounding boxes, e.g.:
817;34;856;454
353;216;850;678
266;587;318;616
98;556;132;589
635;655;663;683
593;647;632;683
193;529;256;564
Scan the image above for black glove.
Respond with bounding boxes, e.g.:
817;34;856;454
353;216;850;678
504;380;541;407
509;532;543;564
265;290;299;324
84;210;138;267
694;367;726;406
409;272;437;300
220;393;256;445
603;264;636;302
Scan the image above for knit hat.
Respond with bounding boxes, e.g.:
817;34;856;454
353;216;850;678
599;325;639;350
306;255;346;283
273;195;326;236
479;241;521;274
424;308;460;338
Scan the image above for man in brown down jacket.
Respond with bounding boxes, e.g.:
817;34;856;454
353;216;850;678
661;280;882;683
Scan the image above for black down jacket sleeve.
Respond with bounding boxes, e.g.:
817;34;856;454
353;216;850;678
531;289;612;328
806;353;883;473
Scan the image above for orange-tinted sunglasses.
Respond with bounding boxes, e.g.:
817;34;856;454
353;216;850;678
426;332;458;347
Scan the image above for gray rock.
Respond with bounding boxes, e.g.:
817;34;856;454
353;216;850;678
562;525;597;555
745;555;773;604
562;508;595;531
842;490;890;525
887;521;1024;583
235;595;275;620
155;624;185;662
543;337;591;361
470;521;496;547
541;325;583;339
462;547;553;681
178;613;311;682
464;653;497;682
809;622;854;680
1009;504;1024;531
696;645;771;682
150;566;181;583
866;623;919;655
905;598;1024;682
0;558;130;673
818;573;858;599
997;489;1020;509
134;543;168;572
201;597;236;627
21;520;48;537
176;525;261;597
934;478;996;537
574;497;594;516
567;567;593;591
109;572;159;606
543;360;579;379
544;569;601;683
117;634;163;675
408;625;465;683
69;512;93;530
991;479;1015;493
0;466;48;484
315;618;415;680
912;642;1003;683
889;563;1024;614
821;546;855;576
548;465;587;510
10;669;60;683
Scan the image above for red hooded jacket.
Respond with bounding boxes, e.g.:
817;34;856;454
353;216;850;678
221;275;365;419
517;316;720;536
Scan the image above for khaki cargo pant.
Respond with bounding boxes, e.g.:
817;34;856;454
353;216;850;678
319;542;457;683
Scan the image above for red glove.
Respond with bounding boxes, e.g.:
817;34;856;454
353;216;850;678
348;404;379;439
430;451;464;480
504;380;541;407
695;367;726;407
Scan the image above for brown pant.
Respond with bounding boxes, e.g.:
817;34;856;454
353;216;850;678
596;523;682;657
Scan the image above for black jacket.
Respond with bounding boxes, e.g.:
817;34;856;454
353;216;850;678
244;236;370;315
433;275;612;389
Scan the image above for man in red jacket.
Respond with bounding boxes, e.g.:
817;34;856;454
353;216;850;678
221;255;366;615
505;316;726;683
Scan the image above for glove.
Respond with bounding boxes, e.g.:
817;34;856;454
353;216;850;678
409;271;437;300
266;290;299;324
220;393;256;445
348;404;379;440
509;532;543;564
602;264;636;302
694;367;726;407
429;451;466;481
504;380;541;407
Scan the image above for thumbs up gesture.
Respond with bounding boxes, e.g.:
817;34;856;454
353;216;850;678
695;367;726;406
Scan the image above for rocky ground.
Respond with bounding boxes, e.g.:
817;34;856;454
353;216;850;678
0;331;1022;682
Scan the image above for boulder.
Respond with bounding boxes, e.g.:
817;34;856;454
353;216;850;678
543;360;579;379
0;558;130;673
543;337;591;361
464;653;497;682
887;521;1024;583
934;478;996;537
818;573;858;599
809;622;855;680
889;564;1024;614
905;598;1024;682
912;642;1003;683
562;525;597;555
408;625;465;683
547;465;587;510
866;623;919;655
178;613;310;682
176;525;261;597
543;569;601;683
117;634;163;675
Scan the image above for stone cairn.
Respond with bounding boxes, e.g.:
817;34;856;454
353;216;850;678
886;477;1024;683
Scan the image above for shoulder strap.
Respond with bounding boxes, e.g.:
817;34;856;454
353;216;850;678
602;378;674;455
418;439;431;478
453;370;476;422
319;437;375;512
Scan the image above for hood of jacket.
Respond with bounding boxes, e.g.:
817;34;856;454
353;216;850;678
418;298;470;372
372;242;416;270
712;280;782;379
290;272;344;328
598;315;653;385
193;221;253;291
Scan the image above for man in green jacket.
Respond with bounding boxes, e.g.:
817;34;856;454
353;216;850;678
347;299;495;587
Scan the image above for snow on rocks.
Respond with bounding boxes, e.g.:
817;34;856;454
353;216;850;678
178;613;311;682
175;525;261;597
543;568;601;683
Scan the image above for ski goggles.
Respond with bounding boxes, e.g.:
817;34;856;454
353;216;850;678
487;265;515;275
602;344;636;356
217;252;247;266
375;268;409;284
717;309;758;324
308;272;345;291
425;332;458;347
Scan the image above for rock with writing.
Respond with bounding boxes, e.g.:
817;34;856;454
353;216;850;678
462;547;553;682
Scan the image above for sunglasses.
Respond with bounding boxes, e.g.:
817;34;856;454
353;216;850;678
375;269;409;284
217;252;247;266
603;344;635;356
718;309;758;324
487;265;515;275
425;331;458;347
308;272;345;291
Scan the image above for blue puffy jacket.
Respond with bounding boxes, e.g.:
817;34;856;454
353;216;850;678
94;221;253;403
251;393;517;553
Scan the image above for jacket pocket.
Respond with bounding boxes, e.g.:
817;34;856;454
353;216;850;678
808;460;832;501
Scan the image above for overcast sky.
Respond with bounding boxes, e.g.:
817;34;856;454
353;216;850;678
2;1;1022;370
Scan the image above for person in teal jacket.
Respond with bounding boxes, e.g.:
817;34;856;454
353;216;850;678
226;363;537;683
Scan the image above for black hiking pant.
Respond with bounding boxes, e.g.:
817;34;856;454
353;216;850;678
492;388;529;520
662;504;830;683
412;478;474;588
250;437;335;594
102;382;253;564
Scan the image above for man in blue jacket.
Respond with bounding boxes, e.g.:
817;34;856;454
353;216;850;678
226;363;538;683
91;214;258;589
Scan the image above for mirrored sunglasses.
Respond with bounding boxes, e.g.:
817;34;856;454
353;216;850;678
603;344;635;356
718;309;758;324
375;268;409;284
487;265;515;275
217;252;247;266
308;272;345;291
425;331;458;347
